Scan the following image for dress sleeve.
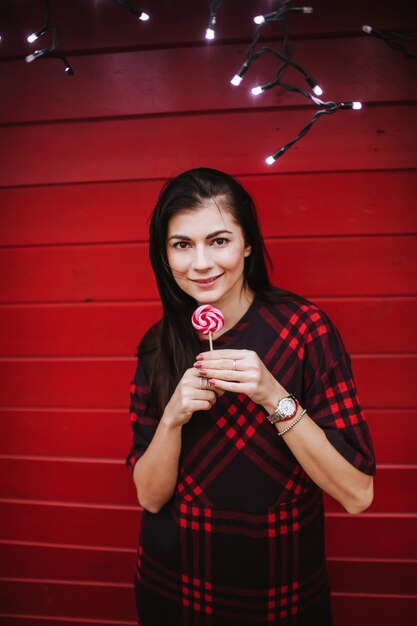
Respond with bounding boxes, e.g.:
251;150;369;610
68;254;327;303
301;306;376;476
125;356;159;473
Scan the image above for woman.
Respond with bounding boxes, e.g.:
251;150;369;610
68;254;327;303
127;167;375;626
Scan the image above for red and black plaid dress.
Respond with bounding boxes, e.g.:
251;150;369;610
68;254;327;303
127;298;375;626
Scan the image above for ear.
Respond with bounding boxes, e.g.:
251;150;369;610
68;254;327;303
244;244;252;258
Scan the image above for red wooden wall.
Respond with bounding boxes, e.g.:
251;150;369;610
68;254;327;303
1;1;416;624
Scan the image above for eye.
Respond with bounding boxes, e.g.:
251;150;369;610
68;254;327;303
211;237;230;246
173;241;191;249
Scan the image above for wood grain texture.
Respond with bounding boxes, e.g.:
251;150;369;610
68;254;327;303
1;106;416;187
0;542;415;595
1;37;416;124
1;236;415;303
1;458;414;512
1;170;416;247
1;501;415;559
0;297;415;356
2;409;415;464
0;355;415;409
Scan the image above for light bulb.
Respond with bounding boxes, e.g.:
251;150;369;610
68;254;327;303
27;32;38;43
231;74;243;86
302;7;313;13
205;28;215;40
362;25;372;34
352;101;362;110
139;12;149;21
251;86;263;96
253;15;265;25
313;85;323;96
265;156;275;165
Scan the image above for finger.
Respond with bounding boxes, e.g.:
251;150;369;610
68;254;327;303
194;358;241;372
196;349;248;361
208;378;244;394
203;368;246;382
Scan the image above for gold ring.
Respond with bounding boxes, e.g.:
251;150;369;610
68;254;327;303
233;359;237;371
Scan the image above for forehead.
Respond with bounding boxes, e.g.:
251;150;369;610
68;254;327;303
167;200;239;235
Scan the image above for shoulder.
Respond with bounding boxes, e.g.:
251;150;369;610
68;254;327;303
258;297;335;341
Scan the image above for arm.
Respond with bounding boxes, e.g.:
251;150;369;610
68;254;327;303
132;368;218;514
197;348;374;515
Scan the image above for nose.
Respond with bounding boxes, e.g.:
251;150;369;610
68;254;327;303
191;244;214;271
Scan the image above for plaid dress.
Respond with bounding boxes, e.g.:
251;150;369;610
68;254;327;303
127;298;375;626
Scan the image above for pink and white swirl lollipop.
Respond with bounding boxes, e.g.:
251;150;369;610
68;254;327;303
192;304;224;350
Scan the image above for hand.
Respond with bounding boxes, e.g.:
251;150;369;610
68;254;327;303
162;367;219;428
194;349;285;411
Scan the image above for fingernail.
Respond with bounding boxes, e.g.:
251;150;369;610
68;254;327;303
199;370;207;376
193;361;202;368
208;379;216;384
195;354;204;361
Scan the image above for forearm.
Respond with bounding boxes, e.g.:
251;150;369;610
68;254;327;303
263;395;373;514
133;418;183;513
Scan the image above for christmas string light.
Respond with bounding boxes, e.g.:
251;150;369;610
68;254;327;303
362;25;417;59
113;0;150;22
205;0;221;40
25;0;74;75
230;0;362;164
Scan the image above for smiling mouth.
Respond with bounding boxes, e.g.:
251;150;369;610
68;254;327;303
191;273;224;284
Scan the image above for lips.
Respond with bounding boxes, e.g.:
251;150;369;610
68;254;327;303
191;273;224;285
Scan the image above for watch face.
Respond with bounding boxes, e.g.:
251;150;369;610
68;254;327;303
278;397;296;418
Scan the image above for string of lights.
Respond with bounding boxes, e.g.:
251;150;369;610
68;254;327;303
229;0;363;165
205;0;221;40
113;0;150;22
362;24;417;59
25;0;74;75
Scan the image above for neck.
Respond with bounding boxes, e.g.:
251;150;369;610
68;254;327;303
214;286;255;336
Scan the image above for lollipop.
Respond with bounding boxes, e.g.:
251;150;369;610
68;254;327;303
192;304;224;350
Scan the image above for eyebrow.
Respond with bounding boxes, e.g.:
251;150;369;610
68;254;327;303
168;229;233;241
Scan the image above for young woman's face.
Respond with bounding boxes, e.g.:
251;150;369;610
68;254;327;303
166;200;251;308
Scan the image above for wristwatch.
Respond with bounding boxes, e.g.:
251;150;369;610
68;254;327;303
267;394;299;424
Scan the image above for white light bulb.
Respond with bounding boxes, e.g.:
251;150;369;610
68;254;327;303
302;7;313;13
362;25;372;34
253;15;265;25
205;28;215;40
251;86;263;96
231;74;243;86
352;101;362;110
313;85;323;96
139;12;150;21
265;156;275;165
25;53;37;63
27;33;38;43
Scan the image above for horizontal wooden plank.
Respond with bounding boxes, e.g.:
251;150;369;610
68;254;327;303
0;580;136;621
328;559;417;596
0;458;138;508
331;595;417;626
0;409;132;459
1;501;415;559
0;355;415;409
1;458;414;513
1;409;415;465
1;106;416;187
325;515;417;559
0;236;415;303
1;0;415;57
1;36;416;124
0;542;135;585
1;543;415;596
0;502;140;549
1;170;416;247
0;297;415;357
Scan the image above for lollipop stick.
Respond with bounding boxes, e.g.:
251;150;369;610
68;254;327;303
209;331;213;351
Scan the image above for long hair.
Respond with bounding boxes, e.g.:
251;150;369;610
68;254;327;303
143;167;298;416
